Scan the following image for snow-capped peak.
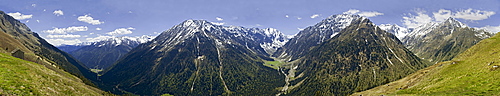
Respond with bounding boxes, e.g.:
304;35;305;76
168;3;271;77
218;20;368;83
378;24;410;39
443;17;467;28
299;14;361;43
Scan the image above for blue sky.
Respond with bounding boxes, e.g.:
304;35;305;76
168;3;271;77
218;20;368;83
1;0;500;46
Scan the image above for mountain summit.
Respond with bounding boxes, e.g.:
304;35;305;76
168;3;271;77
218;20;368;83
273;14;362;61
99;20;285;95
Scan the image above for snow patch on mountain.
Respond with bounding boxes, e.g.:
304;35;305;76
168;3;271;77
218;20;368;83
84;35;155;47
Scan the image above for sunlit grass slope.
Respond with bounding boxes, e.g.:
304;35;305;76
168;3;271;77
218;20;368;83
0;53;108;95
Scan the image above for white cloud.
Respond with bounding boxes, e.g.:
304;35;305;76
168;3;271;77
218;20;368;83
31;4;36;7
42;26;88;34
216;17;223;21
310;14;320;19
212;22;225;25
358;11;384;17
403;8;496;28
96;28;102;30
402;9;433;28
343;9;384;17
77;15;104;25
106;27;134;36
7;12;33;20
86;35;113;42
433;8;495;22
46;39;82;46
297;17;302;20
46;34;81;38
343;9;360;14
53;10;64;16
285;15;289;18
479;25;500;33
453;8;495;21
433;9;453;22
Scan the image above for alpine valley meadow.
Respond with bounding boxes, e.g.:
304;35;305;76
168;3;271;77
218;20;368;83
1;1;500;95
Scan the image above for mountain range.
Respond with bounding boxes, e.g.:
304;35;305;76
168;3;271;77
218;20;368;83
99;20;287;95
58;36;154;70
1;8;499;96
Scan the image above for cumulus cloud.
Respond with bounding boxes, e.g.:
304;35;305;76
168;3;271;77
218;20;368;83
402;9;433;28
433;8;496;22
96;28;102;30
46;39;82;46
297;17;302;20
310;14;320;19
86;35;114;42
7;12;33;20
106;27;134;36
479;25;500;33
53;10;64;16
46;34;81;38
216;17;223;21
433;9;453;22
42;26;88;34
343;9;384;17
78;15;104;25
285;15;289;18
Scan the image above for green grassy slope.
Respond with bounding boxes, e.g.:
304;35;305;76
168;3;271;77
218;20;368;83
353;33;500;95
0;53;107;95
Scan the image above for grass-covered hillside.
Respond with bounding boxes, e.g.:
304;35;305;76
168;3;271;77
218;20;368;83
0;53;108;95
353;33;500;95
